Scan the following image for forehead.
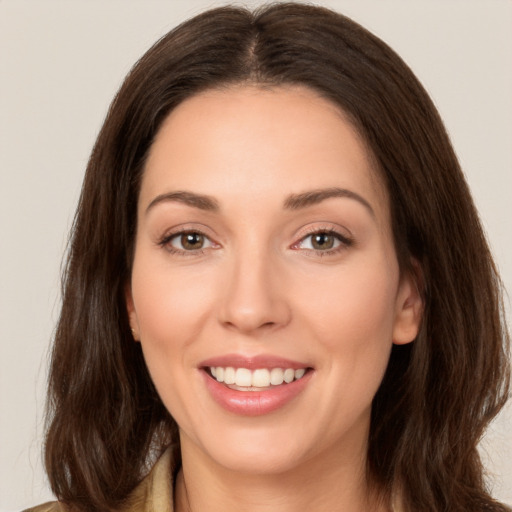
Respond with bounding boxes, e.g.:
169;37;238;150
141;84;388;222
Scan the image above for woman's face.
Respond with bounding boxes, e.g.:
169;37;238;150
127;85;421;475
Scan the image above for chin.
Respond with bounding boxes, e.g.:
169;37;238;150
184;418;327;477
209;440;309;475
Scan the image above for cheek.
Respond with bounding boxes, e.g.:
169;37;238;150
131;259;216;349
296;255;399;364
130;260;214;419
130;257;223;418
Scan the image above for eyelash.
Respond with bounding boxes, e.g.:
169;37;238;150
158;228;214;256
292;228;354;257
157;227;353;257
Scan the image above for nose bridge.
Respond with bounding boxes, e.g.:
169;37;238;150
218;238;289;333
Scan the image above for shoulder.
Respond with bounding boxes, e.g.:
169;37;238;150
22;446;178;512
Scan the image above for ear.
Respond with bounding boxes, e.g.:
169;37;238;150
392;261;424;345
125;282;140;342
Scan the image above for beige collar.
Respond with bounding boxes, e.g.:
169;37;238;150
122;446;177;512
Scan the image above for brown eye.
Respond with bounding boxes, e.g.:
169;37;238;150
181;233;204;250
311;233;335;250
295;230;351;253
168;231;212;251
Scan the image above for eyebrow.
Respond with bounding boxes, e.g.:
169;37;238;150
145;186;374;217
284;187;375;217
146;191;220;214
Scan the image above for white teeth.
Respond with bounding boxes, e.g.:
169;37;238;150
235;368;252;387
210;366;307;388
224;367;235;385
270;368;284;385
294;368;305;379
284;368;295;383
252;369;270;387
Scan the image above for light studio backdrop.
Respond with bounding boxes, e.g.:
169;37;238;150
1;1;511;510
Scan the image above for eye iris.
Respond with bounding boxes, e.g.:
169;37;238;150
181;233;204;250
312;233;335;250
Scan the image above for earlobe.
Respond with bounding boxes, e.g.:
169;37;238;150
125;283;140;342
392;263;424;345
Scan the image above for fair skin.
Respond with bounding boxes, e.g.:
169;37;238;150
127;85;422;512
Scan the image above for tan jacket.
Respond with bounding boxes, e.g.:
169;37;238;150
23;448;176;512
23;449;410;512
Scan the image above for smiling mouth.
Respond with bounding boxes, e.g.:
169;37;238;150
205;366;311;391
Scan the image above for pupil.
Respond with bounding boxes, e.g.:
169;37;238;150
312;233;334;250
182;233;203;250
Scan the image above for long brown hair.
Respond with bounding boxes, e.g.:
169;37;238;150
44;3;510;511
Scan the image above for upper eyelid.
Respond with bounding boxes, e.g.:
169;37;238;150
161;230;214;246
294;223;353;240
300;229;348;240
295;231;351;246
158;224;217;242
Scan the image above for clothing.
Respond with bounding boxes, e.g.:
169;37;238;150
23;447;176;512
23;448;407;512
21;452;510;512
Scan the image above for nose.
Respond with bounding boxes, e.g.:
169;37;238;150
217;249;291;334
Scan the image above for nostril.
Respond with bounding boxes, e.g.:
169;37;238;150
220;317;279;333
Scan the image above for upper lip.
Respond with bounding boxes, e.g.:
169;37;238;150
199;353;311;370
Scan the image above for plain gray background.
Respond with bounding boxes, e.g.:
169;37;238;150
1;1;511;509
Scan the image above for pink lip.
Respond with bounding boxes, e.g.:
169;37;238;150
199;353;310;370
200;359;313;416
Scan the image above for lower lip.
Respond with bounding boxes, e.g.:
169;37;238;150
202;370;313;416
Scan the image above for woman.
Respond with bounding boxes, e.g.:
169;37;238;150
25;3;510;511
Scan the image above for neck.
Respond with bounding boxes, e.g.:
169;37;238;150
174;431;389;512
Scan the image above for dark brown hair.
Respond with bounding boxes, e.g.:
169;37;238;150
44;3;510;511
